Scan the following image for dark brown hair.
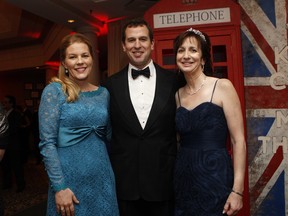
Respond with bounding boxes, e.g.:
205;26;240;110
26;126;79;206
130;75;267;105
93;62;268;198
121;18;154;43
173;29;213;75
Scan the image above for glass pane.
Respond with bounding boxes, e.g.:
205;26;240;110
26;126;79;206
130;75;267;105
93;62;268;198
213;45;227;62
162;49;175;65
213;66;228;78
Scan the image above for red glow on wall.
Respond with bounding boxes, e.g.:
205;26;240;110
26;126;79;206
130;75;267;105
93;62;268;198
91;15;108;35
45;61;60;68
99;22;108;35
21;32;41;39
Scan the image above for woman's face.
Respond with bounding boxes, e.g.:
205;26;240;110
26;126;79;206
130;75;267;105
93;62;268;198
63;42;93;82
176;36;204;75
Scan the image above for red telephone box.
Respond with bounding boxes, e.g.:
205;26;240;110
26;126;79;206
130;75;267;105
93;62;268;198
144;0;249;215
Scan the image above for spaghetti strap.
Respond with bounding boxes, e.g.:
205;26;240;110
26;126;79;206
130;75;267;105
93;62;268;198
177;90;181;106
210;79;219;102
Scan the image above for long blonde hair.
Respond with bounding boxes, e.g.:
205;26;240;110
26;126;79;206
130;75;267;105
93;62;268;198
52;33;94;102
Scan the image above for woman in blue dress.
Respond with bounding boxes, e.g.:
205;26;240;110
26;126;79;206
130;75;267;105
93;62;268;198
173;29;246;216
39;33;119;216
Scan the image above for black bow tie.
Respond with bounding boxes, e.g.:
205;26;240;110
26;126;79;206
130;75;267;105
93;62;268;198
131;67;150;79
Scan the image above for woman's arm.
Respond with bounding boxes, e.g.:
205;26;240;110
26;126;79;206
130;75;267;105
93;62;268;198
218;79;246;215
38;83;67;192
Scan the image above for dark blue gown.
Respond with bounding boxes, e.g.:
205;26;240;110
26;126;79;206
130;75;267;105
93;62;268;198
174;81;234;216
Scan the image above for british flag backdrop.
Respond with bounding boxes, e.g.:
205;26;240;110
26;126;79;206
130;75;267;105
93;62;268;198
239;0;288;215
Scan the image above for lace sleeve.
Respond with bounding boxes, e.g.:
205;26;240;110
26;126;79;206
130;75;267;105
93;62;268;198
38;82;67;192
106;90;112;142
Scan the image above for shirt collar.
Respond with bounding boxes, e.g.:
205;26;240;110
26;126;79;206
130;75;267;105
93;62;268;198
128;60;155;78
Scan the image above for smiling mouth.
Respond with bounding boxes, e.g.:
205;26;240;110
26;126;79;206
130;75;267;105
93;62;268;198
133;50;143;55
75;67;86;72
182;62;193;65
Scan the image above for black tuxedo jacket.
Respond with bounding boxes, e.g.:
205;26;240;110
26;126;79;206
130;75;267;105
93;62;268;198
105;63;178;201
6;109;22;151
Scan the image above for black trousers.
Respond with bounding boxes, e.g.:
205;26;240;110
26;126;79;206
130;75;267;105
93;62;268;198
118;198;174;216
1;149;25;190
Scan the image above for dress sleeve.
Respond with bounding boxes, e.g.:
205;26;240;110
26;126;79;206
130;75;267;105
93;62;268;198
101;87;112;153
106;91;112;142
38;83;67;192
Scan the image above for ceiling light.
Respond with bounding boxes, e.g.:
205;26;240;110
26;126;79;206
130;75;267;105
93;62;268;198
67;19;75;23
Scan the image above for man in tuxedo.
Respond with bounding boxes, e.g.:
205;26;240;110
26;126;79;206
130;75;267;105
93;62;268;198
0;102;9;215
105;18;178;216
2;95;26;193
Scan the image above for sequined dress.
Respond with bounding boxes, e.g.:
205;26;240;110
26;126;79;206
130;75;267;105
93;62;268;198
174;81;233;216
39;82;119;216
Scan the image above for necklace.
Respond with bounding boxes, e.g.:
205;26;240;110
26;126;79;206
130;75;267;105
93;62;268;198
186;75;206;95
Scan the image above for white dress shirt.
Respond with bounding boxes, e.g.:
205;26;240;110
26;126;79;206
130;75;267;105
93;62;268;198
128;61;156;129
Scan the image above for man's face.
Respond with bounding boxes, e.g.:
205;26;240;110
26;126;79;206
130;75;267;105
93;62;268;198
2;97;12;111
122;25;154;69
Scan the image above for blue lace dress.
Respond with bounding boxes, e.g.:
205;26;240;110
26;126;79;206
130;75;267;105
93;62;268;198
39;82;119;216
174;81;233;216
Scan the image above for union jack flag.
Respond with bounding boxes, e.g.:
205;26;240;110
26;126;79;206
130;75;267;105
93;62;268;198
240;0;288;215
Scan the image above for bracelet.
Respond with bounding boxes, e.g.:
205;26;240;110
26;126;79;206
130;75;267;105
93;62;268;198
231;189;243;197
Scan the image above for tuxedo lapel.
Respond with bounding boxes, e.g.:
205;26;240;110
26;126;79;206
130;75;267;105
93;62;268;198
144;66;175;132
111;69;143;134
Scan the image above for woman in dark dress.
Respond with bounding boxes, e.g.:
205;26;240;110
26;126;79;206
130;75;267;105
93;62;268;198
173;28;246;216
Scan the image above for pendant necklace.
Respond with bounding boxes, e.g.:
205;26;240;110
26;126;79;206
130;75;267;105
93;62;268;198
186;75;206;96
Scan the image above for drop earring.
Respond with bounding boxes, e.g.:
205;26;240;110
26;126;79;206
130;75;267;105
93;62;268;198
65;68;69;75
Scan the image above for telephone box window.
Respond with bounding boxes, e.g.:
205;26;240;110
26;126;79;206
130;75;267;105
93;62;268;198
162;49;175;65
213;45;227;62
